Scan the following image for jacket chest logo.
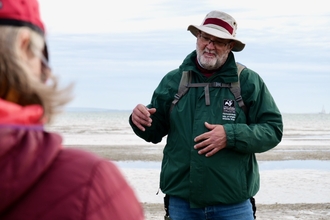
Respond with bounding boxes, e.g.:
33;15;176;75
222;99;236;121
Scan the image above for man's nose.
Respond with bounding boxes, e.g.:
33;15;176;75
206;40;216;49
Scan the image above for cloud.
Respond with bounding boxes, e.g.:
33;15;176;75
40;0;330;113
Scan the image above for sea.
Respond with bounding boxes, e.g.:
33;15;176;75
46;111;330;144
46;111;330;170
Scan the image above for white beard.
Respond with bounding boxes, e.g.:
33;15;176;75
196;47;229;70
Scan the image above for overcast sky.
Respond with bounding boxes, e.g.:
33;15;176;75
39;0;330;113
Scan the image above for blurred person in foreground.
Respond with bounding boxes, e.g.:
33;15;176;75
129;10;283;220
0;0;144;219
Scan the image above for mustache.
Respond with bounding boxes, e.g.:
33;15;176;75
203;48;217;56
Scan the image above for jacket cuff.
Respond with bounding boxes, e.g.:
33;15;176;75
223;124;235;148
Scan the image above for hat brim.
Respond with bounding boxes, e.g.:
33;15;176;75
188;25;245;52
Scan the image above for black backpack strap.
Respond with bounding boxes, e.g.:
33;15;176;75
164;195;170;219
230;62;247;116
250;197;257;219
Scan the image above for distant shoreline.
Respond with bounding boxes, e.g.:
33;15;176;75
64;107;131;112
63;108;329;115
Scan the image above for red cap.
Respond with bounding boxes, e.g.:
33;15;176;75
0;0;45;35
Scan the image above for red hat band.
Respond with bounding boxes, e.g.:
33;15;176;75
203;18;233;35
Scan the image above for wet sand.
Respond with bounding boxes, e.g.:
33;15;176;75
66;144;330;219
142;203;330;220
68;143;330;162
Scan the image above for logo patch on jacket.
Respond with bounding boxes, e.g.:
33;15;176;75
222;99;236;121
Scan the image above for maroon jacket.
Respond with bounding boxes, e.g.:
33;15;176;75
0;99;144;220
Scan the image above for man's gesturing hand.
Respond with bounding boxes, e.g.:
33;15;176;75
194;122;227;157
131;104;156;131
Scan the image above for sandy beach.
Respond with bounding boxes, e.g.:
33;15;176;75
67;142;330;220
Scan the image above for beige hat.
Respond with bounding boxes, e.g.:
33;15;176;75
188;10;245;52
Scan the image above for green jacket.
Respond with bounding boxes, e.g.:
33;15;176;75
129;51;283;208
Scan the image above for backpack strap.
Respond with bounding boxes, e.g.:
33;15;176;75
170;62;247;115
187;82;231;105
164;195;170;219
170;71;232;111
169;70;192;113
230;62;247;115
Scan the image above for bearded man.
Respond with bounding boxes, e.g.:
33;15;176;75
129;10;283;220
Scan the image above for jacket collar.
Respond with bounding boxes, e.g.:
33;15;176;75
180;50;238;83
0;99;44;125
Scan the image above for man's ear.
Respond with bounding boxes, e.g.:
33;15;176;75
229;41;235;51
17;29;32;61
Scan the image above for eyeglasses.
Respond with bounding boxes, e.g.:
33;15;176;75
199;33;230;48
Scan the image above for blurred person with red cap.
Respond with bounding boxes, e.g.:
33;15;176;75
0;0;144;219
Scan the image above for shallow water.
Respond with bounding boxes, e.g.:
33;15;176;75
258;160;330;171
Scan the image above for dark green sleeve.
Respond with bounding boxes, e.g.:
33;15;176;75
224;68;283;153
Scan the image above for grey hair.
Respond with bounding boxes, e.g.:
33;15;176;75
0;26;73;123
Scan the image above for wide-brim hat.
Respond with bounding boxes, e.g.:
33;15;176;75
188;11;245;52
0;0;45;36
